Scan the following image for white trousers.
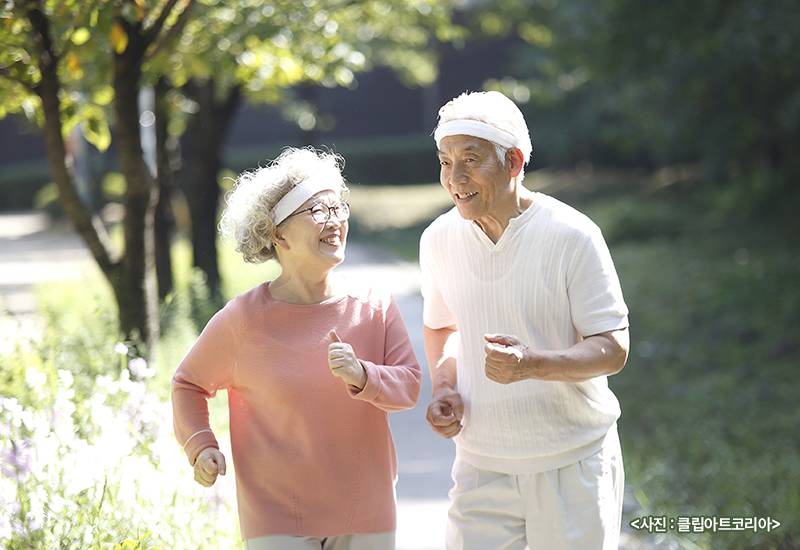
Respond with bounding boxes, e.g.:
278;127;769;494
243;532;395;550
446;431;624;550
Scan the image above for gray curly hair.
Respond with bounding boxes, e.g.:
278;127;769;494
219;147;349;264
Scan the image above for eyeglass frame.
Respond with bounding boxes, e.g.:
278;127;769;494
282;201;350;225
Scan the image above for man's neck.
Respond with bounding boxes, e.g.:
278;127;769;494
474;190;534;244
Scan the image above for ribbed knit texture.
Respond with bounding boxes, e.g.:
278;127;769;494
420;193;628;470
172;280;421;540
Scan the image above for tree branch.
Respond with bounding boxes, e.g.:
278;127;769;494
0;65;35;92
145;0;195;62
145;0;180;42
144;0;193;52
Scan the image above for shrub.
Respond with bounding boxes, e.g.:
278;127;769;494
0;279;240;549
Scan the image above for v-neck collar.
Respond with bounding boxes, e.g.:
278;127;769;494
468;196;540;253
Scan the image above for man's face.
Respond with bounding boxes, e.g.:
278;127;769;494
437;134;514;224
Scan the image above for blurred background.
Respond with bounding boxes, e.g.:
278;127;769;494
1;0;798;548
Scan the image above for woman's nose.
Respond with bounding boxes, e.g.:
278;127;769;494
325;214;344;228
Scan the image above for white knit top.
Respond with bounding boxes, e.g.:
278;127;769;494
420;192;629;474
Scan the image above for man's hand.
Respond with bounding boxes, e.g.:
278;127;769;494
484;333;532;385
426;388;464;439
328;330;367;390
194;447;226;487
484;329;630;384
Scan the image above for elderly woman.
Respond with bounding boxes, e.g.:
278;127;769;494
172;147;422;550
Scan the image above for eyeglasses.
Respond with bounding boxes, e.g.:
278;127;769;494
284;201;350;224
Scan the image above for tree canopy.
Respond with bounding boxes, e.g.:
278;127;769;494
0;0;460;353
456;0;800;203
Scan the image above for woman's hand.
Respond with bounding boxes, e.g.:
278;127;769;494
328;330;367;390
194;447;226;487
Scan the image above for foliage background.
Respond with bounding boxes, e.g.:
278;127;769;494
1;0;799;548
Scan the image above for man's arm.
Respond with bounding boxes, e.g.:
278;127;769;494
424;324;464;439
483;328;629;385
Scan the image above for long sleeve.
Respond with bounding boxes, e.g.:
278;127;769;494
348;295;422;412
171;303;241;465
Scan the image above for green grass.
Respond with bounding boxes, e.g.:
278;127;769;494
607;225;799;549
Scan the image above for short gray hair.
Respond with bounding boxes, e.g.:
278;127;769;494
219;147;348;264
435;91;533;173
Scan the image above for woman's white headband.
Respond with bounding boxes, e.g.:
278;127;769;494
433;119;518;150
271;175;340;225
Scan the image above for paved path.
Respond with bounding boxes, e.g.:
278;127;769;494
0;212;666;550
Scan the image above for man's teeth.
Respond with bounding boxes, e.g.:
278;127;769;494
321;235;340;244
457;192;477;199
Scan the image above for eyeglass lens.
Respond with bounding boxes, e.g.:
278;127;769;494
311;202;349;223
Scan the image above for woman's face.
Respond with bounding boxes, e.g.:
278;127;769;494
276;190;348;271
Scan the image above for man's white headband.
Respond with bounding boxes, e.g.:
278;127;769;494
434;119;518;150
271;175;340;225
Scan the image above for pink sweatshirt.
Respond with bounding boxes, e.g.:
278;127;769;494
172;280;422;540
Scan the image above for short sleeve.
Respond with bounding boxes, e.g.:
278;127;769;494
566;227;629;337
420;226;456;329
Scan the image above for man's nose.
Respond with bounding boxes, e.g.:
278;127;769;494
449;162;469;185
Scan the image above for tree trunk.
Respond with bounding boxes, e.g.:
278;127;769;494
27;7;119;280
25;3;195;358
113;18;159;350
183;80;242;301
154;77;178;300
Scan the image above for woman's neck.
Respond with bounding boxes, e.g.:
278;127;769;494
268;268;341;305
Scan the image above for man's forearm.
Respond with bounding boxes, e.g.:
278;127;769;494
424;324;459;393
485;328;629;385
527;329;629;383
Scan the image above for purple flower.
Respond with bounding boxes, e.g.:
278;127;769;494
1;440;33;480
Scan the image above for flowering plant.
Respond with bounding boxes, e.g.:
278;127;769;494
0;334;239;549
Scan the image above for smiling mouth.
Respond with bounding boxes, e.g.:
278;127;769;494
320;235;341;245
455;191;477;200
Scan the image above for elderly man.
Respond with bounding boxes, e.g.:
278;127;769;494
420;90;630;550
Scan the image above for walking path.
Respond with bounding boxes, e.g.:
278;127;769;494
0;212;665;550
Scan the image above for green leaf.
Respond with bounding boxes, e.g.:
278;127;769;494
83;115;112;152
110;21;129;54
72;27;92;45
93;85;115;106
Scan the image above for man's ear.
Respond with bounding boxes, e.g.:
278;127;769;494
507;148;524;177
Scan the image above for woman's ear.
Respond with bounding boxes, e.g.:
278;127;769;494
272;226;290;251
